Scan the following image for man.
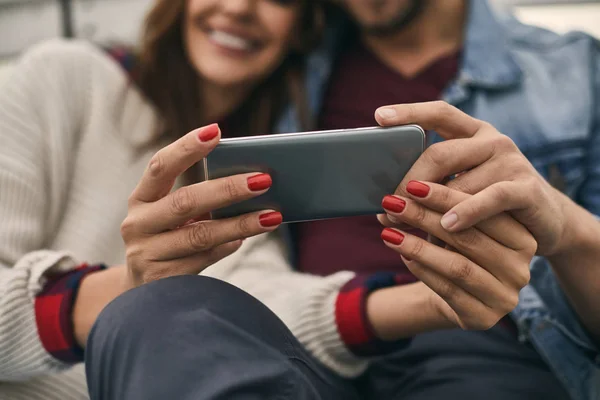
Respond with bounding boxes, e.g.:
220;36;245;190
40;1;600;399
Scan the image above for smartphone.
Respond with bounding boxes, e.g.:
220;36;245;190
204;125;425;223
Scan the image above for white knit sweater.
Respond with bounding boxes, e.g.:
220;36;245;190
0;40;365;399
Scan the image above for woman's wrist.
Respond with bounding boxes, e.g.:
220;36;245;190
366;282;454;341
73;266;131;348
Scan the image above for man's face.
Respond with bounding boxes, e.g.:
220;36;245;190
337;0;426;35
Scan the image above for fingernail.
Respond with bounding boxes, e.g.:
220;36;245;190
440;212;458;230
198;123;220;142
259;212;283;227
381;228;405;245
377;107;397;119
382;196;406;213
406;181;430;198
247;174;272;191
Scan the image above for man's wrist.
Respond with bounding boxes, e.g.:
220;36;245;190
549;193;600;262
366;283;454;341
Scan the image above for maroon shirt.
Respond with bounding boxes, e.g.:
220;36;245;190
296;42;460;277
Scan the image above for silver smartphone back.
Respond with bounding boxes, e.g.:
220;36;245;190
204;125;425;223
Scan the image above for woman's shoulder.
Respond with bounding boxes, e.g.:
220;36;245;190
19;38;131;85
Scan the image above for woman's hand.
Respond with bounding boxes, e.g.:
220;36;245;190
376;101;571;257
379;181;536;331
121;124;282;287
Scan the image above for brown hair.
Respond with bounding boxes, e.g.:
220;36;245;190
136;0;320;143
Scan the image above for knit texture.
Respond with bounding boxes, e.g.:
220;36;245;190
0;39;379;398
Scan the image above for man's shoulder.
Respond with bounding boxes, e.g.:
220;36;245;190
501;18;598;66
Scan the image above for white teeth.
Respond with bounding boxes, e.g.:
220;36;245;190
209;30;252;51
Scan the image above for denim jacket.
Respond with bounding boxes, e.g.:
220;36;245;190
275;1;600;398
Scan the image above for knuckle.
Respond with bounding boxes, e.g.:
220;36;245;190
221;178;242;200
423;143;448;170
437;185;453;207
448;257;472;282
237;214;254;236
170;187;195;216
514;264;531;288
527;177;545;199
188;222;213;251
503;292;520;313
125;244;144;262
453;228;480;249
438;280;458;301
148;152;164;178
408;238;426;260
447;177;476;195
524;237;538;256
120;217;136;239
490;134;517;152
179;135;196;156
490;183;510;204
405;103;419;122
435;101;454;120
460;200;482;221
411;203;428;226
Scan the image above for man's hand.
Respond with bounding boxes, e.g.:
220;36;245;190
376;101;571;257
379;182;536;331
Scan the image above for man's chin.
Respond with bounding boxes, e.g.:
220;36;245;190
353;0;426;37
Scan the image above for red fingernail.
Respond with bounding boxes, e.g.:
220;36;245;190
406;181;430;198
381;228;405;245
198;123;220;142
247;174;272;191
259;212;283;227
382;196;406;213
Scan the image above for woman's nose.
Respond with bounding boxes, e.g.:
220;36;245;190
220;0;255;17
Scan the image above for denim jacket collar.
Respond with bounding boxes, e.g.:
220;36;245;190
443;0;523;104
460;0;523;88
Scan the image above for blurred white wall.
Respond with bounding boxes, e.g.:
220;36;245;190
514;3;600;37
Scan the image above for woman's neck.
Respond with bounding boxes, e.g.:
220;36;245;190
199;80;251;123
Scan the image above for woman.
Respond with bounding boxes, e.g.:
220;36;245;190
0;0;326;398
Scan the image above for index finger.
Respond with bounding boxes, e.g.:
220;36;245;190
375;101;483;140
131;124;221;204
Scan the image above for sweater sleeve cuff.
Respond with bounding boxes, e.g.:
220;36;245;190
335;272;416;357
34;263;107;364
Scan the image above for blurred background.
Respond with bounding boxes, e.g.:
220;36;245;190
1;0;599;82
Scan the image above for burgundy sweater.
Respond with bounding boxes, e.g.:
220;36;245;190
296;42;460;277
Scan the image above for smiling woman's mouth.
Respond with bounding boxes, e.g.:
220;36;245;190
207;30;260;52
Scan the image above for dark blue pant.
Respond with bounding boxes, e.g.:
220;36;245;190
86;276;570;400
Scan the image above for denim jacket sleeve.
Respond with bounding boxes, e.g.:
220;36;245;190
510;38;600;400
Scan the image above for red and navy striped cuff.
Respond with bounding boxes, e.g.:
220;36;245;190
34;263;107;364
335;272;417;357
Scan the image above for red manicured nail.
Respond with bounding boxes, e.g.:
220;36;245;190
382;196;406;213
198;124;220;142
406;181;430;198
381;228;405;245
259;212;283;227
247;174;272;191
